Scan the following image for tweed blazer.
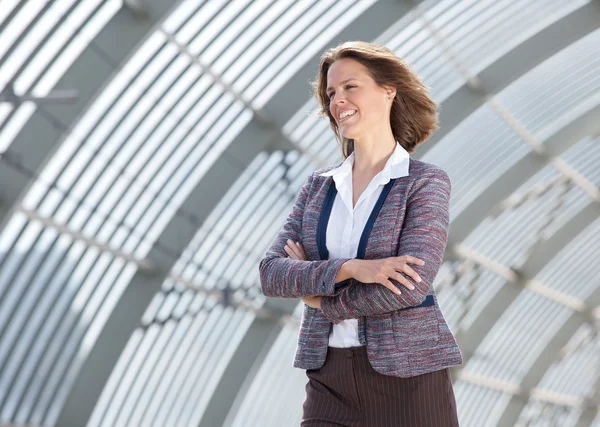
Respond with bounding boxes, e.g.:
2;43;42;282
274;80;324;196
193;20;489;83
259;158;463;377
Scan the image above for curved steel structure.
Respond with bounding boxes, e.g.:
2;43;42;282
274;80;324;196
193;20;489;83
0;1;598;426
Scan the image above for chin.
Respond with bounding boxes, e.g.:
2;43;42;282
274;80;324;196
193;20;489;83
340;126;360;140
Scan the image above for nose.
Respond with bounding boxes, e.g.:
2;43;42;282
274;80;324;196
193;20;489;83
333;94;346;104
331;97;346;113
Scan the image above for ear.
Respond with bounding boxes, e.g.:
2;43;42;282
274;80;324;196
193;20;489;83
385;86;397;99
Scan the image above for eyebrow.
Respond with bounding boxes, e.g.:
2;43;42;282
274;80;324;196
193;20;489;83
326;78;357;93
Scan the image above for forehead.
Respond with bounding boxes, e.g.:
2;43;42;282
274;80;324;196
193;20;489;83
326;58;370;86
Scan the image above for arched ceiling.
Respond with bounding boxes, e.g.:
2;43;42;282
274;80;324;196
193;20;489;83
0;1;598;426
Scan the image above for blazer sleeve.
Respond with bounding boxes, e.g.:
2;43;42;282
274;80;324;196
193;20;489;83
259;173;351;299
320;167;451;323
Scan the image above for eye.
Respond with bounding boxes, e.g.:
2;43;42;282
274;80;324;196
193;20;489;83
327;84;355;101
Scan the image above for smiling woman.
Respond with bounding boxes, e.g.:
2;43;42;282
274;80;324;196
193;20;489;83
259;41;461;427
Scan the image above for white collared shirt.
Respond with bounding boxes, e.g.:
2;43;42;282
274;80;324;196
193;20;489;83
319;142;410;347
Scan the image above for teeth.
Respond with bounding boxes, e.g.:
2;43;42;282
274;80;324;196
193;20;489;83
339;110;356;120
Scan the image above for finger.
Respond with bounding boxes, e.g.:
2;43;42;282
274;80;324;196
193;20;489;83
384;266;415;290
398;255;425;265
401;264;422;283
380;279;402;295
302;296;316;308
284;244;301;260
393;273;415;290
285;240;301;258
295;241;307;260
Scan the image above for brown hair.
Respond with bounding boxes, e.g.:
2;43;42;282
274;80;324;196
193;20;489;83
312;41;439;158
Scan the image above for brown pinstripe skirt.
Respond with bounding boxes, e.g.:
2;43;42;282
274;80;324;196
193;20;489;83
301;346;459;427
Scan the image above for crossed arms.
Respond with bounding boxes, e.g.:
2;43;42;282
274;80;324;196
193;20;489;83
259;167;451;324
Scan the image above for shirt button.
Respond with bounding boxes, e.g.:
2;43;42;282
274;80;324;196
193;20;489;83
346;349;353;358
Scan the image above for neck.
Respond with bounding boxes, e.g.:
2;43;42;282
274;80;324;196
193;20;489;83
352;128;397;175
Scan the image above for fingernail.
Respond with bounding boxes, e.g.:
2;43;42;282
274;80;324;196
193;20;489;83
409;285;415;290
296;241;300;245
396;290;402;295
417;277;422;283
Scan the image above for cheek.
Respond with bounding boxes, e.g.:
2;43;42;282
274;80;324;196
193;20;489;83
329;110;338;127
364;98;386;118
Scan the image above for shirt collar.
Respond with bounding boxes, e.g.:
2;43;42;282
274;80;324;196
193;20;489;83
319;141;410;181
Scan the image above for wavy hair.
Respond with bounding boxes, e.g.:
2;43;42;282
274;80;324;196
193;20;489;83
312;41;439;158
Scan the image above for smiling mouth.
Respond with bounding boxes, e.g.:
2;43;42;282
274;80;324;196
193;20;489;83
338;110;357;123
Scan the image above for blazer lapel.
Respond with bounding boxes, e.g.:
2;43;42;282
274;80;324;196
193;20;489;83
363;175;412;260
316;179;337;261
356;179;396;259
316;177;398;261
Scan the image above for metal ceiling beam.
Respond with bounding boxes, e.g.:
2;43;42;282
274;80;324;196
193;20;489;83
31;0;186;424
412;1;600;159
197;299;298;427
0;83;79;104
456;370;600;410
54;115;272;426
0;0;178;232
438;7;600;414
496;285;600;427
451;204;600;425
447;104;600;248
16;206;156;271
455;201;600;363
448;104;600;363
577;373;600;426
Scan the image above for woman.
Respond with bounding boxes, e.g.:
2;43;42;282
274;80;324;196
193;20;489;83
259;41;462;427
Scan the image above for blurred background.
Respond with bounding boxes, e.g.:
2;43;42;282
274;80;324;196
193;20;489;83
0;0;599;426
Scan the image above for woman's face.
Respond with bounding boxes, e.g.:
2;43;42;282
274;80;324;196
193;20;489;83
326;58;393;141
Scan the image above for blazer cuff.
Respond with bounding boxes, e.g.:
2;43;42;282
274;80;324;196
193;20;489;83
320;294;345;324
317;258;352;296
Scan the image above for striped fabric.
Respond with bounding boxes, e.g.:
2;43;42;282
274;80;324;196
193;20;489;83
259;159;463;377
301;346;460;426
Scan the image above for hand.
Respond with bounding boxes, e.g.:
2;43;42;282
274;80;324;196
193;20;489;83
348;256;425;296
284;239;307;261
301;295;322;309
